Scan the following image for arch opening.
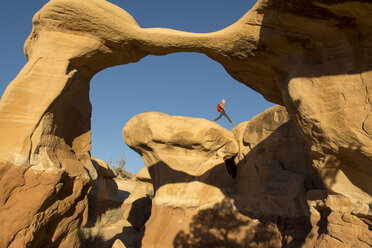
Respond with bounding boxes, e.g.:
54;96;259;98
89;52;274;174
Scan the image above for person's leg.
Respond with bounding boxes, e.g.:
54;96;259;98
214;111;224;122
223;112;234;124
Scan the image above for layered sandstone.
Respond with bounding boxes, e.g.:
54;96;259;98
0;162;89;248
123;112;239;209
232;105;318;217
1;0;372;247
81;175;140;248
233;106;372;247
121;167;153;230
123;108;372;247
88;158;120;219
123;113;247;247
122;110;308;247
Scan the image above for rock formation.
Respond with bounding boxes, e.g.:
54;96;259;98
232;105;318;217
123;112;239;209
81;166;140;248
233;106;372;247
121;167;153;230
0;0;371;247
88;158;119;218
0;161;89;248
122;112;247;247
121;109;320;246
123;108;372;247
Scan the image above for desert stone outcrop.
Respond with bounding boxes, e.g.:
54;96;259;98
123;112;247;247
123;112;239;208
1;0;372;247
124;108;371;247
0;162;89;248
233;106;372;247
0;0;214;245
81;173;140;248
121;167;153;230
88;158;119;219
232;105;319;217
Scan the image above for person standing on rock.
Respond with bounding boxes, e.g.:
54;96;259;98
214;99;235;124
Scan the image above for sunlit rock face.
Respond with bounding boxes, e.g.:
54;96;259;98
0;0;147;245
122;112;283;247
121;109;311;247
124;108;371;247
1;0;372;246
123;112;239;209
121;167;153;230
212;0;372;215
233;106;372;247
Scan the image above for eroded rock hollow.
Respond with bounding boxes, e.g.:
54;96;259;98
0;0;371;247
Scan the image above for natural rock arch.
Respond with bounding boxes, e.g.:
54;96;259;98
0;0;371;247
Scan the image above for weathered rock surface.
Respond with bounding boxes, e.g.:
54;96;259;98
81;177;140;248
135;167;151;183
121;167;153;230
207;0;372;221
112;239;126;248
0;162;89;248
123;107;372;247
123;112;239;209
305;191;372;247
123;112;242;247
1;0;372;247
234;106;372;247
87;158;120;220
232;105;318;217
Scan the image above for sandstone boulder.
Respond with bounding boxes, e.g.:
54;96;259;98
124;108;372;247
122;191;152;230
87;158;120;220
121;167;153;230
135;167;151;183
232;105;320;217
0;162;89;248
123;112;239;208
93;157;116;179
81;176;139;248
233;106;371;246
123;112;242;247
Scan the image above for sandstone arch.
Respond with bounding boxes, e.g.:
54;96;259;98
0;0;372;247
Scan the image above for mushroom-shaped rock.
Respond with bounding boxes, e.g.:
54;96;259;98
123;113;247;247
123;112;239;208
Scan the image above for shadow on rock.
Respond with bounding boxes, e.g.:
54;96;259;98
127;197;152;230
173;200;280;248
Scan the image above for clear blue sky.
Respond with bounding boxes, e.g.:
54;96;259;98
0;0;274;174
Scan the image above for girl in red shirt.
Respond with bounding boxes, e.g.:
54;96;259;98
214;99;235;124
